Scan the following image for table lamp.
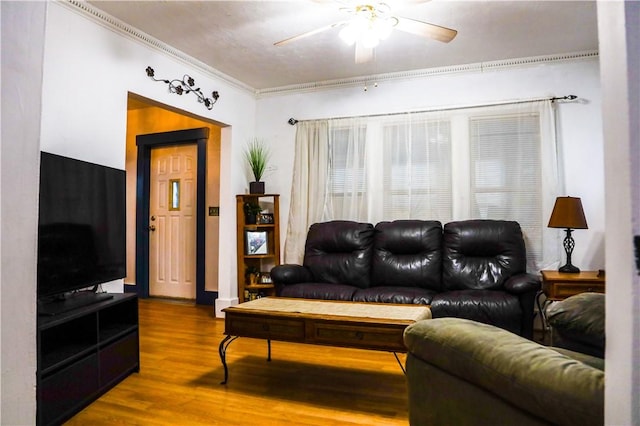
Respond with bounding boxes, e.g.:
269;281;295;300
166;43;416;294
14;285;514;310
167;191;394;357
548;196;588;273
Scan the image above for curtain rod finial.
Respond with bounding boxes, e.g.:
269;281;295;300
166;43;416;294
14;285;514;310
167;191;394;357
288;118;298;125
552;95;578;102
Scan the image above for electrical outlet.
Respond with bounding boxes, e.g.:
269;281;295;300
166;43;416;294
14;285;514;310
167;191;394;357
209;206;220;216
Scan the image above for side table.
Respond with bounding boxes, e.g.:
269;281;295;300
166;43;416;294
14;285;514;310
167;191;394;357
537;270;605;340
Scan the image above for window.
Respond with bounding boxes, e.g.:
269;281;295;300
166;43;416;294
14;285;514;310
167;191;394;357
470;114;543;265
382;119;452;219
169;179;181;211
327;123;367;219
287;100;558;269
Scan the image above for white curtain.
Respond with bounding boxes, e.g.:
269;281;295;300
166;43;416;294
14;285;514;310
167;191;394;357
284;100;561;271
284;120;329;263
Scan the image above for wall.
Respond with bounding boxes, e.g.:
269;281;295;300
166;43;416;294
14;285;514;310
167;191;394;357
255;58;605;271
125;102;222;293
598;1;640;423
38;2;257;312
1;2;46;423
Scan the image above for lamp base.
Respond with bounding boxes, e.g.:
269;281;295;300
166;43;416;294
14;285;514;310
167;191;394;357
558;228;580;273
558;263;580;273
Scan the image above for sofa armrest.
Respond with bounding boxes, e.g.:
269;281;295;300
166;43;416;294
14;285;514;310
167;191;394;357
503;273;541;295
547;292;605;358
404;318;604;426
270;264;314;285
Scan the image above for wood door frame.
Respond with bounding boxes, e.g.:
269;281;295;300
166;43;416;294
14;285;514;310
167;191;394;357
135;127;214;305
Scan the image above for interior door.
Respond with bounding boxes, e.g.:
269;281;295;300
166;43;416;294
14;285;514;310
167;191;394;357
149;144;197;299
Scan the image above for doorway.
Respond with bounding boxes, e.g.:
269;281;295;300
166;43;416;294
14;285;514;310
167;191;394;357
135;128;210;304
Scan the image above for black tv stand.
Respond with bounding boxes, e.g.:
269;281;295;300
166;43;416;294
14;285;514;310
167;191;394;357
38;292;114;316
37;293;139;425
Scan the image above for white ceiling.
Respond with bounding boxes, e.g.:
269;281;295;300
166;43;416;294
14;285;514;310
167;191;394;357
86;0;599;90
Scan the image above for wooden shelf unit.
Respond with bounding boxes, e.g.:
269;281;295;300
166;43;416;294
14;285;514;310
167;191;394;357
236;194;280;302
37;293;139;426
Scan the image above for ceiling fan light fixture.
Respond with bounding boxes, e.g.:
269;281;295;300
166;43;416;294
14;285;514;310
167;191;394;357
339;6;397;49
374;16;398;40
361;29;380;48
274;2;457;64
339;24;358;46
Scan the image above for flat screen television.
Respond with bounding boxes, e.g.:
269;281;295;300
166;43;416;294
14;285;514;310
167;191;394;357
37;152;126;315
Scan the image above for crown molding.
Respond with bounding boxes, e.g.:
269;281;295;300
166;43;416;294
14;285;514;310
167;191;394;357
60;0;255;95
256;51;599;97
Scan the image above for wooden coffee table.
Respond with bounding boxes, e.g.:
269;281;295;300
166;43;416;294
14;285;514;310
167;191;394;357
219;297;431;384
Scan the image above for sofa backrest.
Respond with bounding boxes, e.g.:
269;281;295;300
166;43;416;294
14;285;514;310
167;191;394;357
303;221;374;289
372;220;443;291
442;220;526;291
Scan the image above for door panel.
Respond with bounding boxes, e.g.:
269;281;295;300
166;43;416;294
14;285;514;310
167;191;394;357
149;145;197;299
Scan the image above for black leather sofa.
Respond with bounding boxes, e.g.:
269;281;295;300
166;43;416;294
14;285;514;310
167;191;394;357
271;220;541;338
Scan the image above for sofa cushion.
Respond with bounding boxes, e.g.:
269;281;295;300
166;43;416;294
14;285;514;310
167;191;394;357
270;264;313;285
352;286;435;304
430;289;522;335
547;292;605;358
372;220;442;291
442;220;526;291
278;283;357;301
303;221;374;289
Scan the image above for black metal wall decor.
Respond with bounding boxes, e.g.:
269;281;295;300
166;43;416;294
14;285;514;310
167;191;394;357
146;66;219;110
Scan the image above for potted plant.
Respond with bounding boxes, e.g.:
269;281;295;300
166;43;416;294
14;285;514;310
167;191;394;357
243;201;262;224
244;138;270;194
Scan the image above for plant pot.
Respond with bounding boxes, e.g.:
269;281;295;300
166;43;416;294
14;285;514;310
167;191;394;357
245;213;257;224
250;181;265;194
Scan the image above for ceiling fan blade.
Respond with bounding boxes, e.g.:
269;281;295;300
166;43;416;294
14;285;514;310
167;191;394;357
355;41;374;64
274;21;347;46
395;16;457;43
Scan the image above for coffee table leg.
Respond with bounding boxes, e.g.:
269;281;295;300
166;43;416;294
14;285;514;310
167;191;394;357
394;352;406;375
267;339;271;361
219;335;239;385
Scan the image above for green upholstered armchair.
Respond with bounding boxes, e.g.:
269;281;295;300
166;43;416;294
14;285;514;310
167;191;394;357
403;318;604;426
546;292;605;358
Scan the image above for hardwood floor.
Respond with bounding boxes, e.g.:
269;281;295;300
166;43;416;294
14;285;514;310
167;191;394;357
65;298;409;425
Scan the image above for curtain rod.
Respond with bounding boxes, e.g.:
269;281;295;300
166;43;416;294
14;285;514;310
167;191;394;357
287;95;578;125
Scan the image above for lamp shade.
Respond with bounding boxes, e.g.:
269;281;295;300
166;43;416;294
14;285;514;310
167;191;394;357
548;196;588;229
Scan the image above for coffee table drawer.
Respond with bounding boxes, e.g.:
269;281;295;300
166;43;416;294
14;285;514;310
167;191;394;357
225;316;305;341
311;323;406;352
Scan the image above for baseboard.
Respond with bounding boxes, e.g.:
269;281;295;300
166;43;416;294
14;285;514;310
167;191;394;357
214;297;238;318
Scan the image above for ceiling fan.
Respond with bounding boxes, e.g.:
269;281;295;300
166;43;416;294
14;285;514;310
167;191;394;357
274;2;457;64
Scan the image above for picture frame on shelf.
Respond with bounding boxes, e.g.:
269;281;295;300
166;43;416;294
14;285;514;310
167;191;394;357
245;230;268;255
258;212;274;224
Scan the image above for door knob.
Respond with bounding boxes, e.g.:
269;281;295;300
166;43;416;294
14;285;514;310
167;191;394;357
150;215;156;221
149;225;156;232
